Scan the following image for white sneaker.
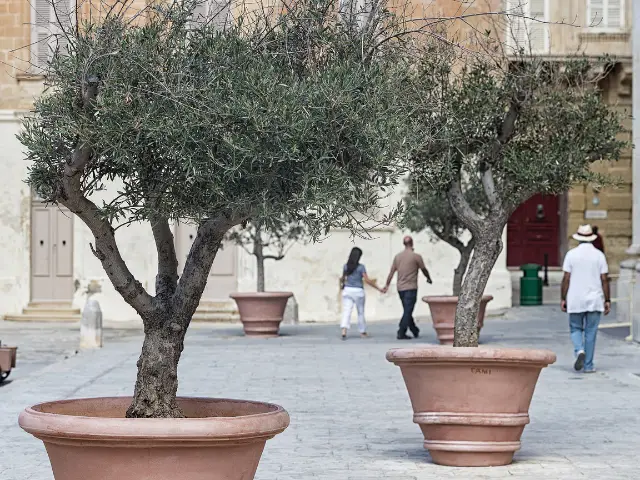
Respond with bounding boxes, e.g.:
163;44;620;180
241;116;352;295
574;351;585;371
584;368;597;374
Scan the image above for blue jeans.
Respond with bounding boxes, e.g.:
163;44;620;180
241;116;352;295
398;289;418;336
569;312;601;371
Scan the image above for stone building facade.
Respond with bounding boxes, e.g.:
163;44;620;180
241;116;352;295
0;0;633;325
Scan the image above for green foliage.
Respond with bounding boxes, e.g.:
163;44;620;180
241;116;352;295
410;53;627;214
402;179;487;248
226;218;308;261
21;0;420;238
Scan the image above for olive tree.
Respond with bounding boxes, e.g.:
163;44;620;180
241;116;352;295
410;54;626;347
403;183;487;296
21;0;424;417
226;220;307;292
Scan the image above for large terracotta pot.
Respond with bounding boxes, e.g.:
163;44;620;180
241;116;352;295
423;295;493;345
19;397;290;480
386;346;556;467
230;292;293;337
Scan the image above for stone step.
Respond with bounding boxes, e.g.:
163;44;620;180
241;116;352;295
3;313;80;323
23;307;82;316
3;303;81;323
188;300;240;323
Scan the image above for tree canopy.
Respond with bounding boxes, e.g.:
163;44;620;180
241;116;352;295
22;0;420;240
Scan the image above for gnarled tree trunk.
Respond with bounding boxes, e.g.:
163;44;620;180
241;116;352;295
126;319;186;418
452;243;474;297
453;235;502;347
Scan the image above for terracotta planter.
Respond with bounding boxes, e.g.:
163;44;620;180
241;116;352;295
0;346;17;382
230;292;293;337
386;346;556;467
19;397;289;480
423;295;493;345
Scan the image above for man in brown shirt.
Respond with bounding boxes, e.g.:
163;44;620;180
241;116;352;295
383;236;432;339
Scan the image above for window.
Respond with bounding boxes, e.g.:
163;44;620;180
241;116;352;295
587;0;624;30
190;0;232;30
505;0;549;54
31;0;76;71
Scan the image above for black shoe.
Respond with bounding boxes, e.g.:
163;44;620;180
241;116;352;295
410;328;420;339
397;334;412;340
574;351;585;371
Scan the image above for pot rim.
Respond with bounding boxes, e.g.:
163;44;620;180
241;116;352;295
386;346;556;365
230;292;294;299
19;396;290;443
422;295;494;304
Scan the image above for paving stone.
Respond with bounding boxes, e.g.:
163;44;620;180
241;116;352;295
1;306;640;479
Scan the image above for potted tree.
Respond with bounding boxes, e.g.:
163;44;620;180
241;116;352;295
388;51;626;466
227;219;307;336
17;0;421;478
403;184;492;344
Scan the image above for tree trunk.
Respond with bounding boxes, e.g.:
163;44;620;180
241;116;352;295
453;234;502;347
126;318;186;418
452;245;473;297
256;253;265;292
254;224;266;292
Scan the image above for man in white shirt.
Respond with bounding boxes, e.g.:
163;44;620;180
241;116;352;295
561;225;610;373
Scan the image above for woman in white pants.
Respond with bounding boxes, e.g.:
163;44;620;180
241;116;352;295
340;247;382;339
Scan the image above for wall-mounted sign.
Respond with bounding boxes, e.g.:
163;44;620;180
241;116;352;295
584;210;608;220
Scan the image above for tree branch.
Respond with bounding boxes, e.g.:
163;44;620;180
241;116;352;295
151;216;178;300
172;216;233;327
58;76;154;317
481;166;501;211
263;254;285;261
448;179;483;235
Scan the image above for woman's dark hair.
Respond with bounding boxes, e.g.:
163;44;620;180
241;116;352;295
345;247;363;276
593;226;599;235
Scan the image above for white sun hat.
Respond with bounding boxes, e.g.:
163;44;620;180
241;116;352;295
572;224;597;243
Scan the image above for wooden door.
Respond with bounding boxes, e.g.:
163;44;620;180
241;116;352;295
30;201;74;303
174;222;237;301
507;194;560;267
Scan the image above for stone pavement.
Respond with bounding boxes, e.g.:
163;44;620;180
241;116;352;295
1;306;640;479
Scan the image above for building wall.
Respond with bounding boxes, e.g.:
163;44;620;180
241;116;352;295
0;112;31;314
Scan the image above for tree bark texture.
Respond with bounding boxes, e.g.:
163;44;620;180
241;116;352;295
254;238;266;293
452;243;473;297
126;323;186;418
256;254;266;293
453;235;502;347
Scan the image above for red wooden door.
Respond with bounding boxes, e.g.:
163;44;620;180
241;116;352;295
507;194;560;267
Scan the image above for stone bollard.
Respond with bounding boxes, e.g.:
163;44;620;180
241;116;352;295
80;280;103;349
283;295;299;325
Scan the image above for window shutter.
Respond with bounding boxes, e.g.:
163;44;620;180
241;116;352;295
528;0;547;53
588;0;605;25
52;0;75;56
33;0;52;69
607;0;623;28
32;0;75;70
209;0;231;30
192;1;208;23
506;0;527;51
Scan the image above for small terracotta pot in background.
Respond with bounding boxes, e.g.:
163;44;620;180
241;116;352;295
386;346;556;467
422;295;493;345
230;292;293;337
19;397;290;480
0;346;17;382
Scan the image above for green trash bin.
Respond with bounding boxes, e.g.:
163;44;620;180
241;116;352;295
520;264;542;306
